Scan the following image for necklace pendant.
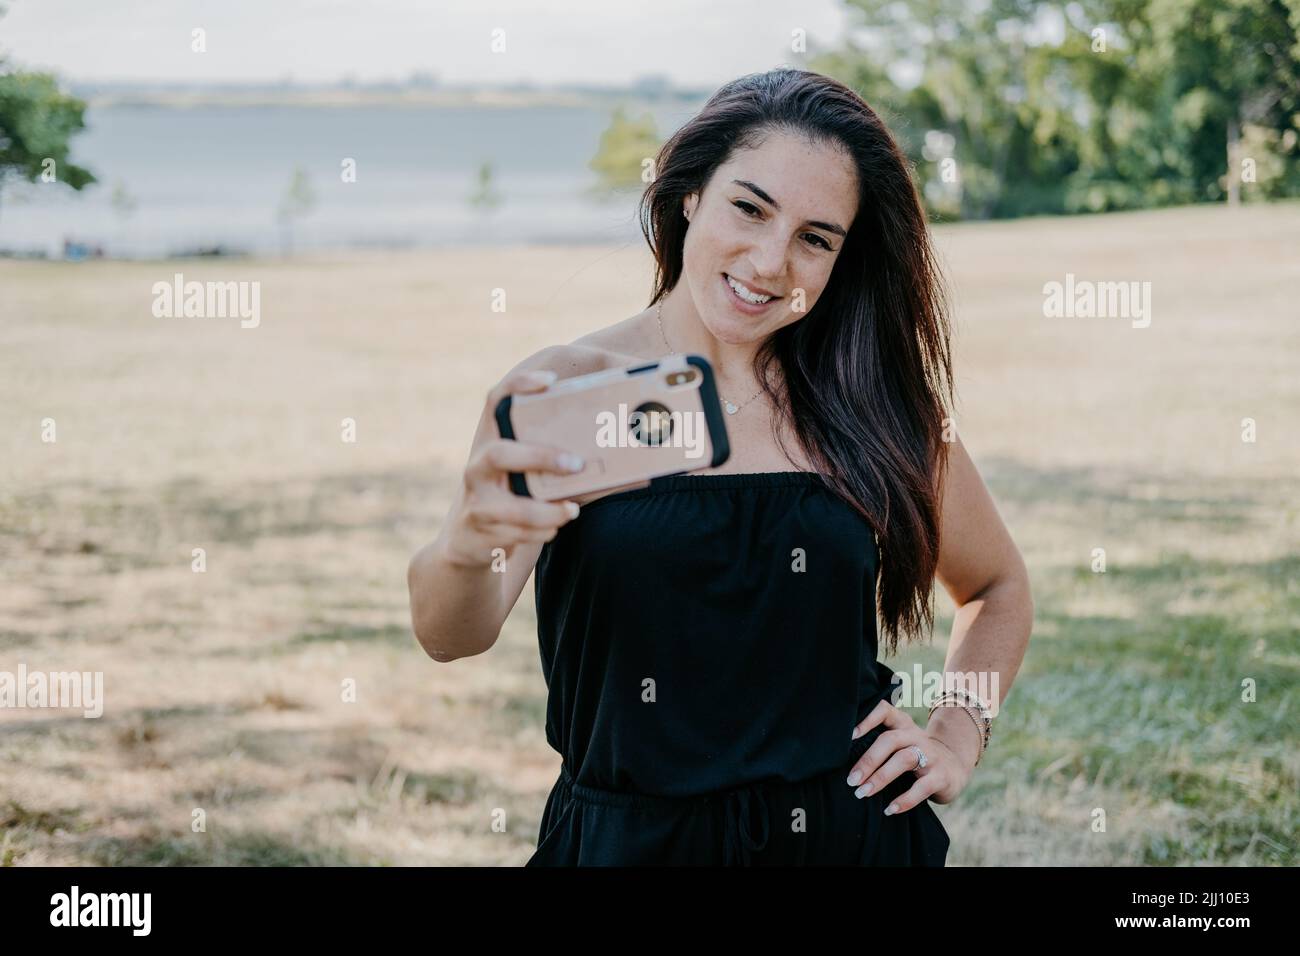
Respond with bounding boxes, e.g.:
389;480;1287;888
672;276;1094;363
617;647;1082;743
724;401;738;414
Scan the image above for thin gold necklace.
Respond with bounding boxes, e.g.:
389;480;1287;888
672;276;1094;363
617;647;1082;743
655;300;763;415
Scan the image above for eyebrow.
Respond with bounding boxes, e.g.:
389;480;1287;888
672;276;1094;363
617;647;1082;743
731;179;848;238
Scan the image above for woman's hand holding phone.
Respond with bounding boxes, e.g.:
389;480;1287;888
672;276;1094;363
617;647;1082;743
439;367;585;568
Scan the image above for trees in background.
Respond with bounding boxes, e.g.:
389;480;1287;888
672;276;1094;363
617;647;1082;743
810;0;1300;219
588;106;661;194
276;165;317;255
0;68;96;223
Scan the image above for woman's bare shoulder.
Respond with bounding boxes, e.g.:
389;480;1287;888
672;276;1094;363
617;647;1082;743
509;311;657;380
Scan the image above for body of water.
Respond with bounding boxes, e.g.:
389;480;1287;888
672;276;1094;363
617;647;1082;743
0;101;701;257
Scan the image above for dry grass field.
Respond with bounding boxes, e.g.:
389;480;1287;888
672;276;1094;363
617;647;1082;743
1;201;1297;865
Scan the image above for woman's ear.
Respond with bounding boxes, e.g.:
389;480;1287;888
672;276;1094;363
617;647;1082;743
683;193;698;221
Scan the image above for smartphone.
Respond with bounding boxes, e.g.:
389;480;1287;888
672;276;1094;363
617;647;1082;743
494;353;730;500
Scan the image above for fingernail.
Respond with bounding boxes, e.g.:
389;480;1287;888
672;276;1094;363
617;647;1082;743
846;770;862;786
883;803;897;816
558;453;584;472
850;726;861;740
565;501;580;519
531;369;557;384
854;783;873;799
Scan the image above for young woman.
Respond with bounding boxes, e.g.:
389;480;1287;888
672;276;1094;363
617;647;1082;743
407;67;1034;866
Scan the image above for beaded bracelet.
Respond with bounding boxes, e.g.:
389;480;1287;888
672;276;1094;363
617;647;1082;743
928;689;994;766
938;690;993;750
933;687;993;741
933;701;987;766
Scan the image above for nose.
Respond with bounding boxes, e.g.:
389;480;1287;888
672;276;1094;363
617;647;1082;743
743;232;788;289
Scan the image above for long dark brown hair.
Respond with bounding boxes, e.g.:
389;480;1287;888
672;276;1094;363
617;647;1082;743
638;67;955;655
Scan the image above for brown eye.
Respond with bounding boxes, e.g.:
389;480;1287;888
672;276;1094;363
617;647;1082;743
733;200;761;217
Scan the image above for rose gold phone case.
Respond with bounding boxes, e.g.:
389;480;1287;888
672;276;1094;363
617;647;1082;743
494;353;730;500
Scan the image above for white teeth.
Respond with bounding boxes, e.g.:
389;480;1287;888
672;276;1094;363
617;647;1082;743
726;274;772;304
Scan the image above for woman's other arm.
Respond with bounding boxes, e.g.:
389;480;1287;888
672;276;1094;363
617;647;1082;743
927;434;1036;768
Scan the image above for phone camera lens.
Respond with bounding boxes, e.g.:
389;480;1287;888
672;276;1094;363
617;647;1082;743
629;401;673;446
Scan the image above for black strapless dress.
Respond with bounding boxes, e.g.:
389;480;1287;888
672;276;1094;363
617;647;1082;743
525;471;951;866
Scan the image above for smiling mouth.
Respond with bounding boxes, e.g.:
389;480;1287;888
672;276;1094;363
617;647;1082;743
722;273;781;307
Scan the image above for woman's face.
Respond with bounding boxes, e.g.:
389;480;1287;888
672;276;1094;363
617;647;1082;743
681;129;858;346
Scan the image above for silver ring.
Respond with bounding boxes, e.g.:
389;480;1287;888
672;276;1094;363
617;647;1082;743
910;745;927;770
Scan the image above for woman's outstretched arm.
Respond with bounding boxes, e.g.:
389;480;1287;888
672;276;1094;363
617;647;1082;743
407;354;582;662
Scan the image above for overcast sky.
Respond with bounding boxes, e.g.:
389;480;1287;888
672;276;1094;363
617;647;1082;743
0;0;851;85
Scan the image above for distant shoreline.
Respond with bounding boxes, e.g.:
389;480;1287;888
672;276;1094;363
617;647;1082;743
81;88;709;110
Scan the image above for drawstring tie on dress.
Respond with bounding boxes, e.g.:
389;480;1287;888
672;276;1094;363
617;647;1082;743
721;786;771;865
